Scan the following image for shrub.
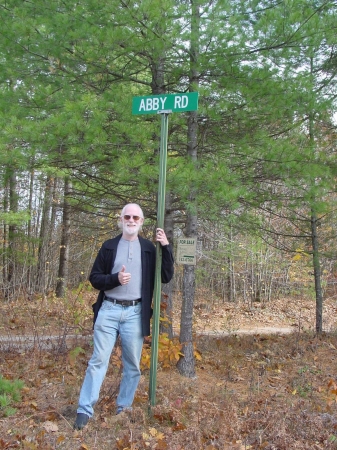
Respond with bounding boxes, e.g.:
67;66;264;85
0;375;24;417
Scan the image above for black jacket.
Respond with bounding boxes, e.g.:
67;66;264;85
89;233;174;336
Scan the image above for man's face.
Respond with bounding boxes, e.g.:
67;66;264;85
121;205;144;239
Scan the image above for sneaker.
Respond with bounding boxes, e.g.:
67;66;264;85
74;413;89;430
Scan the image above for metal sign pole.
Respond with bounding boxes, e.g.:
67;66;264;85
131;92;198;407
149;110;170;407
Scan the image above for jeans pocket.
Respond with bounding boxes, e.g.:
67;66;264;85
101;300;114;310
134;303;142;314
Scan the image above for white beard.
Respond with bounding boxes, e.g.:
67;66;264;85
122;222;140;237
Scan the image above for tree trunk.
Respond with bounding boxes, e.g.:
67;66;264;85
177;234;197;377
2;169;19;299
27;168;35;294
161;192;174;338
36;176;54;295
55;177;72;298
6;171;19;299
148;41;176;337
177;0;199;378
2;176;9;293
308;55;323;334
311;213;323;333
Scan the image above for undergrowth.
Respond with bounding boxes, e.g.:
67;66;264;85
0;375;24;417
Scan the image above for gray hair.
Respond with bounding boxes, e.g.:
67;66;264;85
118;203;144;230
120;203;144;218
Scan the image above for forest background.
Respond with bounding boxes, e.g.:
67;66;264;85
1;1;337;448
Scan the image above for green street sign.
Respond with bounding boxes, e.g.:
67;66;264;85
132;92;198;115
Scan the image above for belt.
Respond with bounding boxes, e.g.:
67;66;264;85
103;296;141;306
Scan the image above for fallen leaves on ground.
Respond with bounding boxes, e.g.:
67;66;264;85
1;295;337;449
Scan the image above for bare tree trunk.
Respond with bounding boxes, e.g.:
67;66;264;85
311;211;323;333
36;176;54;295
2;177;9;294
161;192;174;338
6;171;19;299
55;177;72;298
27;168;35;294
149;43;176;337
308;56;323;334
46;177;60;293
177;0;199;378
226;224;235;302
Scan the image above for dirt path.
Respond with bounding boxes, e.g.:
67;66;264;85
1;297;335;351
0;325;298;352
187;296;337;335
199;325;295;335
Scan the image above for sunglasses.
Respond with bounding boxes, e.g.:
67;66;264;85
123;214;142;221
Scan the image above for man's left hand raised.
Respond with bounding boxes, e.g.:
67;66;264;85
155;228;169;246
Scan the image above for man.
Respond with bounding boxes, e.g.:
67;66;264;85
74;203;174;430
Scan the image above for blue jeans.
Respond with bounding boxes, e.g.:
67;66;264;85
77;300;144;418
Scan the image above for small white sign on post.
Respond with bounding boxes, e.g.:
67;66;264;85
176;237;197;265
